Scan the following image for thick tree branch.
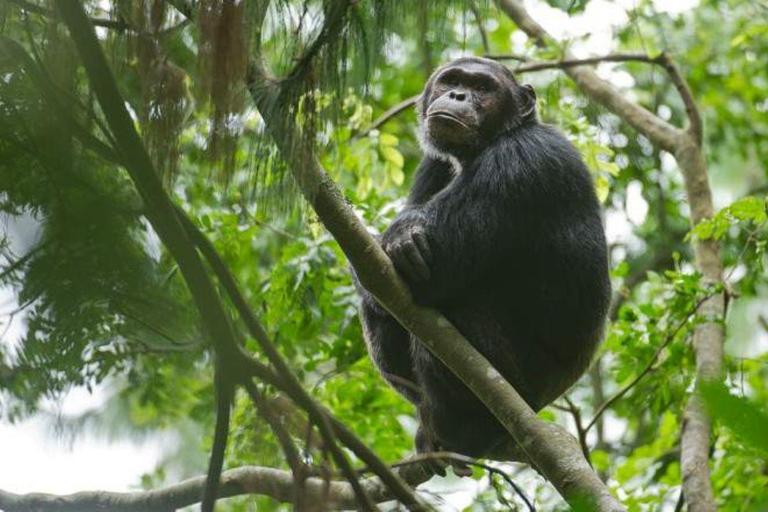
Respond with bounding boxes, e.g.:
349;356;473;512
0;464;433;512
51;2;255;509
677;147;723;512
48;4;407;511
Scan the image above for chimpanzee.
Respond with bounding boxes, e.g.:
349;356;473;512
353;56;611;465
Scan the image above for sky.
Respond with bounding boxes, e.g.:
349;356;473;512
0;0;701;505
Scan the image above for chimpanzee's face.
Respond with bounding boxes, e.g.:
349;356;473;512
420;57;536;158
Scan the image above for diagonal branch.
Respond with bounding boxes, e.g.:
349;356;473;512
654;52;703;145
50;3;250;510
359;93;420;136
247;4;623;511
47;4;401;511
468;0;491;54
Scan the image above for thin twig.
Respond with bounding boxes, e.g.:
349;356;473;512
468;0;490;54
674;489;685;512
0;247;39;280
390;452;535;512
562;396;591;466
654;52;703;146
358;94;420;136
285;0;354;82
202;376;234;512
512;52;656;73
725;219;768;282
483;53;531;62
244;381;311;508
6;0;129;30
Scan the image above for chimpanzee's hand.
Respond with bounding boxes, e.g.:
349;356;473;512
381;209;432;284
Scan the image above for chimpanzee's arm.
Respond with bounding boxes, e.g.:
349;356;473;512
350;268;422;404
407;157;455;206
384;128;589;306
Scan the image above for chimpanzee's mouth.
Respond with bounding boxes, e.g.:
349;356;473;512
428;111;470;129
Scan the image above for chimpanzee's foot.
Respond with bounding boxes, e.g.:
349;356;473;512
415;426;474;477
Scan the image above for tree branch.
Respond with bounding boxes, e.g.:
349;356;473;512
654;52;703;146
243;381;311;509
359;93;420;136
390;452;535;512
176;206;417;510
50;3;254;509
494;0;681;153
0;464;433;512
561;396;591;465
47;4;402;511
468;0;490;54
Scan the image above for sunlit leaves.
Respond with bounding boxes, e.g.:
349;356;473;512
548;99;621;203
689;196;768;242
702;381;768;455
319;95;407;201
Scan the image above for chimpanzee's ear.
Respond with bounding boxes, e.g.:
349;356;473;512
519;84;537;119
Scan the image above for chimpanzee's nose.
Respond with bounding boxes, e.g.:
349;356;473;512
449;90;467;101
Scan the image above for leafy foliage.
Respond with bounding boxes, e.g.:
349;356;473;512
0;0;767;510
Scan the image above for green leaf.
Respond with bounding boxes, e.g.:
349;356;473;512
591;450;610;472
389;164;405;186
380;145;404;169
379;133;399;146
595;174;610;203
701;382;768;455
597;159;620;177
729;196;768;223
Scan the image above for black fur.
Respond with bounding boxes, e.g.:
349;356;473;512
354;57;610;459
